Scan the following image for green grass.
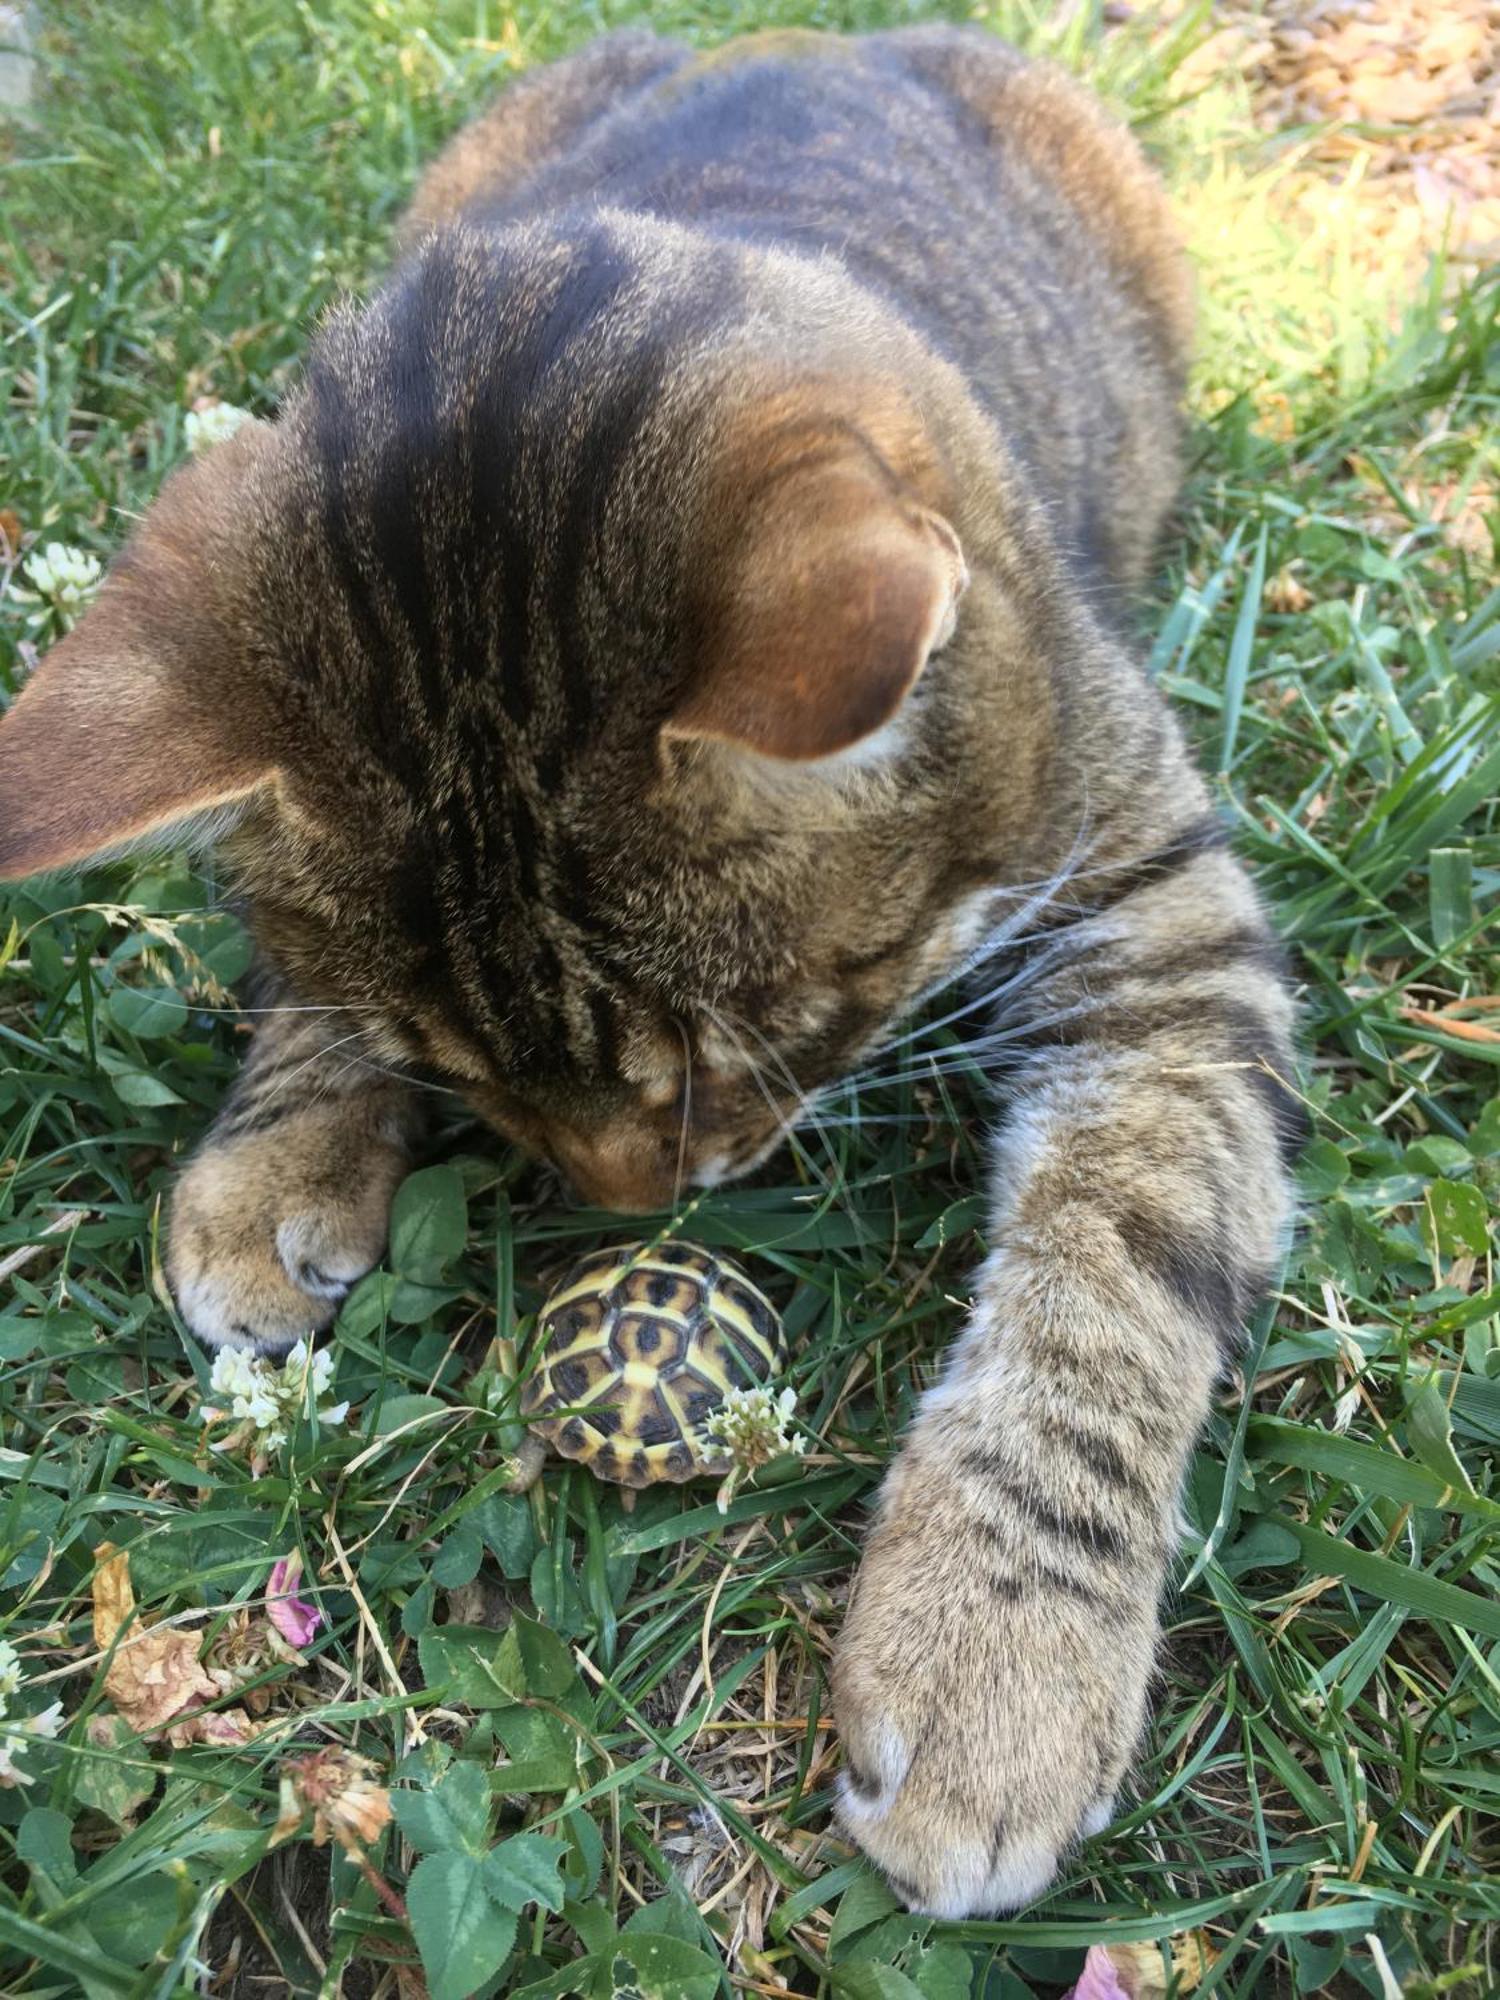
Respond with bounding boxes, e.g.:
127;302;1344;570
1;3;1497;1995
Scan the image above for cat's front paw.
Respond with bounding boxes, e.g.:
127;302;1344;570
831;1430;1160;1917
166;1100;412;1353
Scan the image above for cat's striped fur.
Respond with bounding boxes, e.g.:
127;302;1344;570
0;27;1301;1914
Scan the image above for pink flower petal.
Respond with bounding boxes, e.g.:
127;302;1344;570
267;1553;323;1649
1063;1947;1134;2000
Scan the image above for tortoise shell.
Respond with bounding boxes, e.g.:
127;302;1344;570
521;1241;786;1488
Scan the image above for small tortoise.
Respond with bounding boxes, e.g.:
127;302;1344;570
509;1241;786;1489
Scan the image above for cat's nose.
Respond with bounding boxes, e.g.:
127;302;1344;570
545;1122;680;1214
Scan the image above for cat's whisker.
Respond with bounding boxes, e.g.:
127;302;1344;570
672;1013;693;1208
848;948;1061;1076
864;955;1054;1067
853;835;1096;1070
315;1048;414;1099
713;1002;852;1193
842;813;1173;1083
698;1002;841;1199
697;1002;794;1136
847;1005;1100;1092
204;1002;383;1017
849;1044;1047;1091
252;1027;381;1109
790;1111;939;1129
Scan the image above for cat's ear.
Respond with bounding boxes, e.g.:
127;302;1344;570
0;425;280;880
666;457;968;763
0;638;274;879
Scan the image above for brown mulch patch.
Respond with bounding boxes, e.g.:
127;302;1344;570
1169;0;1500;269
1252;0;1498;263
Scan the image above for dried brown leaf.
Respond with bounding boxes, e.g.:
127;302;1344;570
105;1626;219;1735
1266;567;1313;613
92;1539;220;1735
91;1542;134;1652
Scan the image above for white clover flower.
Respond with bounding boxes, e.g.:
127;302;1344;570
291;1341;332;1398
703;1383;806;1462
0;1739;33;1787
286;1341;348;1426
202;1341;348;1462
207;1349;256;1403
0;1639;22;1707
0;1698;63;1788
22;541;102;612
703;1384;807;1511
184;401;251;454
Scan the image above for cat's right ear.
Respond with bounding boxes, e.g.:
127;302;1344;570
666;444;968;766
0;425;279;880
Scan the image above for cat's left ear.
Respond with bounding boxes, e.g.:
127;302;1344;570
0;422;281;879
666;452;967;763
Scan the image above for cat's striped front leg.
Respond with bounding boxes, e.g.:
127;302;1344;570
832;812;1302;1916
167;986;424;1353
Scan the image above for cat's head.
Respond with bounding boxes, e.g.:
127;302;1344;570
0;220;1039;1209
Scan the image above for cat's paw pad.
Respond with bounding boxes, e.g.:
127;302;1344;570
831;1461;1152;1917
166;1110;409;1353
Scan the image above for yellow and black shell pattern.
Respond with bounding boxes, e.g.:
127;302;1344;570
521;1241;786;1488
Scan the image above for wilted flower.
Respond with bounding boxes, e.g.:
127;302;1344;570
20;541;102;627
275;1746;392;1854
199;1607;276;1713
166;1707;257;1749
201;1339;349;1465
191;1585;318;1721
702;1383;807;1512
266;1552;323;1652
272;1746;407;1919
1064;1951;1131;2000
184;400;251;454
1063;1937;1215;1999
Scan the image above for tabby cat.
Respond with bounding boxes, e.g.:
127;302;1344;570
0;27;1302;1916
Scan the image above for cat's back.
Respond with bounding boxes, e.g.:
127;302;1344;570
480;33;1182;342
406;26;1192;588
